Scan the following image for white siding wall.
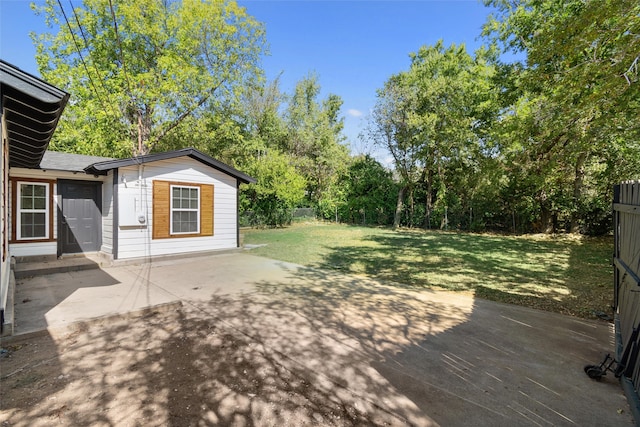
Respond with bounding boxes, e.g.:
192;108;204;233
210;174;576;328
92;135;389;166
116;157;239;259
101;171;114;255
1;115;9;316
8;168;107;257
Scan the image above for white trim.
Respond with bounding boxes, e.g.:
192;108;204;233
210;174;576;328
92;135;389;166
16;181;49;240
169;184;200;235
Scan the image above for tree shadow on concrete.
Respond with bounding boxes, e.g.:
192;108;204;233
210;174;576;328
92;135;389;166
0;262;460;426
0;259;630;426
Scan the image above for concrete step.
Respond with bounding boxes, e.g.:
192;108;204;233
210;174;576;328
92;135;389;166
13;256;102;279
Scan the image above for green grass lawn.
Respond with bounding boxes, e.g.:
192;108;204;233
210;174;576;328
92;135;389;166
243;222;614;319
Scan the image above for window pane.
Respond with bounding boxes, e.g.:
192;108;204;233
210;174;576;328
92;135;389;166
172;188;180;206
21;184;33;197
34;185;46;197
21;223;32;237
20;212;46;238
21;212;34;226
33;213;45;228
34;196;46;210
22;196;33;209
34;224;46;237
20;184;47;210
172;210;198;233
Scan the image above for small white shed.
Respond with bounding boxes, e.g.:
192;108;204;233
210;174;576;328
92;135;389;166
8;148;255;263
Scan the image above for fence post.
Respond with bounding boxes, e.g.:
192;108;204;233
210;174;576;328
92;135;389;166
613;184;620;310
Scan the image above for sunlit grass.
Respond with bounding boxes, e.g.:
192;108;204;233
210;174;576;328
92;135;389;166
243;222;613;319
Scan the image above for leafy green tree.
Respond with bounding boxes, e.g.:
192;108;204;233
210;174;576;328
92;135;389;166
483;0;640;232
240;151;306;227
33;0;266;157
369;42;499;229
338;155;397;225
241;76;288;157
283;74;350;214
367;74;422;228
405;42;499;228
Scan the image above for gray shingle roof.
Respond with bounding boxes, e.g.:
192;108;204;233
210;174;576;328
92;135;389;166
39;151;115;173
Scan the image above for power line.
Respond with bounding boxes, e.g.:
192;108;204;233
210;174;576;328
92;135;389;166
107;0;141;155
68;0;120;118
107;0;134;99
56;0;113;118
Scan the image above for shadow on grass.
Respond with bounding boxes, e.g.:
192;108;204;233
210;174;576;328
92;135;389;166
313;229;613;318
0;261;627;426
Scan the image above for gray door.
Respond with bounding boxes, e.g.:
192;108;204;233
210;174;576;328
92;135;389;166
58;180;102;254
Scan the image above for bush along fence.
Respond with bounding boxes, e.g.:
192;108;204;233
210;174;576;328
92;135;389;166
612;180;640;422
239;208;317;228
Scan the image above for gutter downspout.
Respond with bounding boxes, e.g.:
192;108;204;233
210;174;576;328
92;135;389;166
236;180;240;248
112;169;118;260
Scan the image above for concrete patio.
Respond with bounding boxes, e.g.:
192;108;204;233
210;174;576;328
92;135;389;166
2;252;633;426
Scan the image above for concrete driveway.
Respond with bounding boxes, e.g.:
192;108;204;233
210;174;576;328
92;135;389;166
5;252;633;426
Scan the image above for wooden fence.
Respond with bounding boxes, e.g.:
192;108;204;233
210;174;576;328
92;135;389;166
613;180;640;420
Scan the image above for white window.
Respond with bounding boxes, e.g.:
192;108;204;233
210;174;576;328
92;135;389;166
170;185;200;234
17;182;49;240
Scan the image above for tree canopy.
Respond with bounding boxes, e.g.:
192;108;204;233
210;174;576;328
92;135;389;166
30;0;640;232
33;0;266;156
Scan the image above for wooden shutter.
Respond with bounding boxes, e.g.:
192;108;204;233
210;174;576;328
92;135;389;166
152;180;170;239
200;184;214;236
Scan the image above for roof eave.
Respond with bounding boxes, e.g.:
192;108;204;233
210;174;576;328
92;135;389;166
84;148;256;184
1;60;70;169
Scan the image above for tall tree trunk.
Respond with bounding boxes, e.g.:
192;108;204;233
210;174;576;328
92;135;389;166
423;168;433;229
135;107;153;155
393;185;406;229
538;206;554;233
569;152;587;233
536;190;554;233
408;186;415;228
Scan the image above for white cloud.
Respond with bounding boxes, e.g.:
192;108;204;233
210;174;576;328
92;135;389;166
347;109;363;118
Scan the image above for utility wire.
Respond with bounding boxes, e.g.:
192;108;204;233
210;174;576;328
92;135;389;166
107;0;141;155
68;0;120;118
56;0;112;118
107;0;134;100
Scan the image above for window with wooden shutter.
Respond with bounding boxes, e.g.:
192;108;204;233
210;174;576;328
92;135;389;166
152;180;213;239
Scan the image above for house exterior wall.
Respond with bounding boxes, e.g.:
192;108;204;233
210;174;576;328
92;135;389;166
101;170;114;255
8;168;108;257
116;157;239;260
1;110;10;320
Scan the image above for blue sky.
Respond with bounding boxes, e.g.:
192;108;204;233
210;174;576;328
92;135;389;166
1;0;500;161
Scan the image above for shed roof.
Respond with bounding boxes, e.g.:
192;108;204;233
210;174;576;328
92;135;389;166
1;60;69;169
85;148;256;184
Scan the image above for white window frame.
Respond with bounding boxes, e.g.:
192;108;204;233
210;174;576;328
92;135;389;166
16;181;50;240
170;184;200;235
